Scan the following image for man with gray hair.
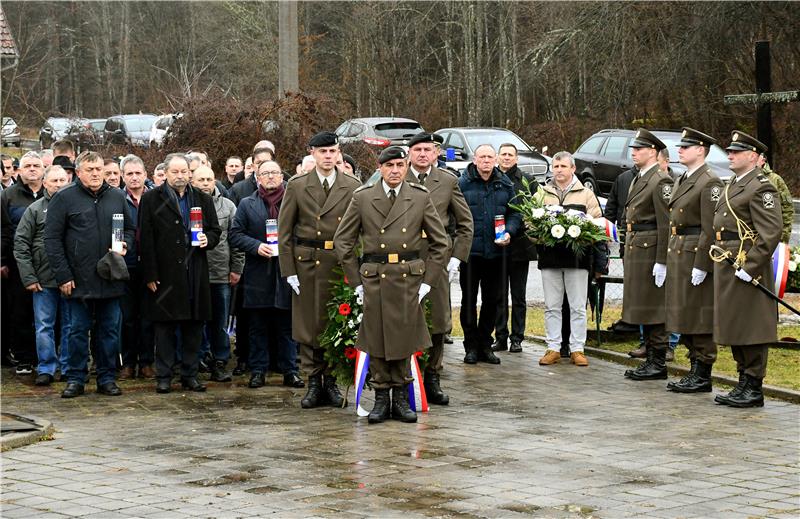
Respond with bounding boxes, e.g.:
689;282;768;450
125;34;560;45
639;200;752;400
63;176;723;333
14;165;72;385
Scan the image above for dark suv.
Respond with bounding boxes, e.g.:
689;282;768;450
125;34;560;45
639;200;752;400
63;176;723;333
573;129;731;195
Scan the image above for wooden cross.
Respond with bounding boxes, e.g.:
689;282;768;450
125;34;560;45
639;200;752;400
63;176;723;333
723;40;799;165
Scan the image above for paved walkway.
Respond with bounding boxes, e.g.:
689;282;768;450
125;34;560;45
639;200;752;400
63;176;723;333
1;342;799;519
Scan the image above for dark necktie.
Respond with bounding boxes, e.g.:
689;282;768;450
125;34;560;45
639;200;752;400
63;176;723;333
418;173;426;185
322;178;330;198
388;189;396;205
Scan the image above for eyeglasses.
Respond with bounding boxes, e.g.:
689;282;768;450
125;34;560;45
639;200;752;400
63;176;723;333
257;171;282;177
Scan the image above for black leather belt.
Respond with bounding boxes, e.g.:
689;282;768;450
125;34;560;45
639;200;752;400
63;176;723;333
627;222;657;231
296;237;335;250
671;226;701;236
361;252;420;264
716;231;739;241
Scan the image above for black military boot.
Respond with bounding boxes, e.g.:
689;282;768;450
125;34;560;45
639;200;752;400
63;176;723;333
368;388;391;424
323;375;347;407
667;359;697;391
210;361;232;382
721;375;764;408
477;347;501;365
423;372;449;406
672;361;713;393
301;375;324;408
391;386;418;423
715;371;746;405
624;347;667;380
463;347;478;364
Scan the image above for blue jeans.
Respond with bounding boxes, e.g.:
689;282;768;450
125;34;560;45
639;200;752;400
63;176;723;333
247;308;297;375
201;283;232;363
32;288;71;375
64;298;121;386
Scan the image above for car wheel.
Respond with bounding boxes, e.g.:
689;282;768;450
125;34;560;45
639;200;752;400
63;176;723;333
582;175;598;193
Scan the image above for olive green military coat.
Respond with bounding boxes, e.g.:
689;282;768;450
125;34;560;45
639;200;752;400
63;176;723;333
621;164;672;325
665;164;724;334
334;181;448;360
278;171;361;347
712;169;781;345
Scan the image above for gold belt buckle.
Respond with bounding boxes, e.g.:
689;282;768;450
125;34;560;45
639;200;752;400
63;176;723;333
715;231;721;240
626;224;632;232
324;240;334;250
388;253;399;264
671;226;677;236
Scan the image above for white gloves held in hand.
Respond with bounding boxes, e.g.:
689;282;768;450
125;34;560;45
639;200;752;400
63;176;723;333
354;285;364;304
690;268;707;286
652;263;666;288
735;268;753;283
418;283;431;303
446;257;461;282
287;275;300;295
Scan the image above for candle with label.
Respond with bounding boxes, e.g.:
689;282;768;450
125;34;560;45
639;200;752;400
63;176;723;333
190;207;203;246
265;219;279;256
111;213;124;253
494;215;506;243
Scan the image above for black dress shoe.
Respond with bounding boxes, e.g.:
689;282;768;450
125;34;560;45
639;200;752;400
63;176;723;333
463;349;478;364
509;341;523;353
248;372;266;388
181;378;207;392
35;373;54;386
477;348;501;365
156;380;172;394
232;360;247;376
210;361;232;382
283;373;305;388
491;340;508;352
559;345;570;358
61;383;85;398
97;382;122;396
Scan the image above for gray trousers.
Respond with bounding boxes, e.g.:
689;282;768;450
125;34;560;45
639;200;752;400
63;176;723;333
542;268;588;353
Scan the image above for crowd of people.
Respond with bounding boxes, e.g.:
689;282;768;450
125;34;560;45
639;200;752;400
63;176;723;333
0;125;790;420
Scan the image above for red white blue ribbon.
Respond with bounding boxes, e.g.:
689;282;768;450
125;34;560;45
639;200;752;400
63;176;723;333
354;350;370;417
772;243;790;299
408;355;428;413
591;217;619;242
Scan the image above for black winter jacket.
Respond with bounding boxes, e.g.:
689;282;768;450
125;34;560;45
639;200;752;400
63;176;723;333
503;165;539;262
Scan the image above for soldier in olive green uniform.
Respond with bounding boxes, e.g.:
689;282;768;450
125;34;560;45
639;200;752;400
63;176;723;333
621;129;673;381
405;132;473;406
334;147;448;424
664;128;724;393
712;132;782;408
278;132;361;408
758;158;794;244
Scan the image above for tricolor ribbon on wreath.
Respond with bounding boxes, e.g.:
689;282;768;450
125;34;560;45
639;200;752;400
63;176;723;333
353;349;428;416
772;243;790;299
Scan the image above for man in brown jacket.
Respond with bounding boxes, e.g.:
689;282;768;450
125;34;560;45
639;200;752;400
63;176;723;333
712;131;781;408
278;132;361;408
622;129;673;381
405;132;473;405
335;146;448;424
665;128;725;393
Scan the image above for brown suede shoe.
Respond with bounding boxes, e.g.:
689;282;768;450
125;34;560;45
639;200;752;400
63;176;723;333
628;346;647;358
138;365;156;379
571;351;589;366
538;350;562;366
118;366;135;380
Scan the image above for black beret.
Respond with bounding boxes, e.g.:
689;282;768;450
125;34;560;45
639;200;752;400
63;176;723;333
725;131;767;154
342;153;356;172
378;146;407;164
308;131;338;148
628;128;666;151
677;127;717;147
52;155;76;171
407;132;437;149
432;133;444;145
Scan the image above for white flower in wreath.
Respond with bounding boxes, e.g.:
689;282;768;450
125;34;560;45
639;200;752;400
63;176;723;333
546;204;564;213
531;208;546;219
551;224;566;239
356;313;363;323
348;319;357;329
790;260;797;272
567;225;581;238
793;253;800;263
566;209;586;218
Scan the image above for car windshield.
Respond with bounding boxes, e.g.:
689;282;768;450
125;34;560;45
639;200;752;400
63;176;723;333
373;122;423;138
125;116;157;132
50;119;73;131
2;117;14;127
462;131;532;153
89;120;105;131
657;134;729;163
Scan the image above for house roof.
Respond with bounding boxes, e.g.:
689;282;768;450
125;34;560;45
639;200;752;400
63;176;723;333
0;7;19;59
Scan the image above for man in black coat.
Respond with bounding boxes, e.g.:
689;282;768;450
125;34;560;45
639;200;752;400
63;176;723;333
139;153;221;394
44;151;135;398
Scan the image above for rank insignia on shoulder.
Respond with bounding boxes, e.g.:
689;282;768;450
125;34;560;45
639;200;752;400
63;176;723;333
661;184;672;200
354;184;371;193
409;183;429;192
762;192;775;209
758;175;768;183
711;186;721;202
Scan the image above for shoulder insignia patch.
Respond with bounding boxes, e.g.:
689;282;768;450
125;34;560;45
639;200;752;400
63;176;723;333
661;184;672;200
710;186;721;202
409;183;429;192
758;175;769;183
354;184;372;193
762;192;775;209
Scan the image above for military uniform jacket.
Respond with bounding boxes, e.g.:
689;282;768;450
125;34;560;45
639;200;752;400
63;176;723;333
621;163;672;325
334;181;448;361
278;170;361;347
712;169;781;346
408;167;473;334
665;164;723;334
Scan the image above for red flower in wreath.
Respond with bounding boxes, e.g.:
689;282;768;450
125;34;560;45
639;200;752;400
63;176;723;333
414;351;423;357
344;347;357;359
338;303;351;316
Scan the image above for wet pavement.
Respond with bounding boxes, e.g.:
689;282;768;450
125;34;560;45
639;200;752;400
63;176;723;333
1;341;799;519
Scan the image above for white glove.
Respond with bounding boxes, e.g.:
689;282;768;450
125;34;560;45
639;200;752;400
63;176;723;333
652;263;666;288
418;283;431;303
735;268;753;283
287;275;300;295
355;285;364;304
690;268;707;286
446;257;460;282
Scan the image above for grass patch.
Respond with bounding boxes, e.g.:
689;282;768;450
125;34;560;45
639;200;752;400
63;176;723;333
0;147;25;158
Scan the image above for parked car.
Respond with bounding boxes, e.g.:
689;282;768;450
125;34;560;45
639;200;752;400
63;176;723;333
66;118;106;150
434;127;550;183
149;114;178;148
104;114;158;147
1;117;21;147
335;117;424;149
573;128;732;196
39;117;86;149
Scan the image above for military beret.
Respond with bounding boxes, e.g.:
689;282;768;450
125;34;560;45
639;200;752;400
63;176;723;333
342;153;356;172
677;127;717;147
432;133;444;145
725;131;767;154
308;131;338;148
52;155;76;171
407;132;438;149
629;128;666;151
378;146;407;164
